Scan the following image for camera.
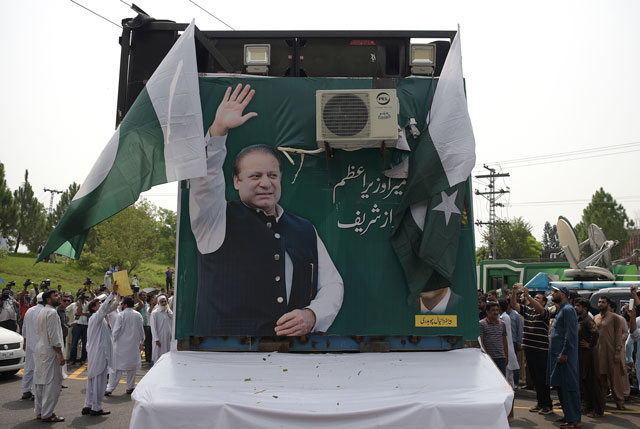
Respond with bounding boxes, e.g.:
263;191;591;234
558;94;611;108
84;277;93;286
132;286;140;293
7;281;15;288
24;279;32;287
41;279;51;288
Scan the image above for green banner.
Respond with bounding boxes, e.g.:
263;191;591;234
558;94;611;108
176;76;478;342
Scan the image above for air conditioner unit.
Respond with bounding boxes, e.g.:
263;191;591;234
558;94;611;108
316;89;399;149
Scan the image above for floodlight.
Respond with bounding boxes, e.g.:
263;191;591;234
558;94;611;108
410;44;435;75
244;44;270;74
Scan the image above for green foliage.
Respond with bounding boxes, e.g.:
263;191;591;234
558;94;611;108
483;217;542;260
80;198;177;271
476;246;489;265
153;206;177;264
89;200;158;272
0;162;18;243
0;253;168;293
574;188;634;259
541;221;560;251
13;170;48;253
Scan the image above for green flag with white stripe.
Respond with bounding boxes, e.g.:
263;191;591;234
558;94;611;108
391;29;475;300
36;21;206;263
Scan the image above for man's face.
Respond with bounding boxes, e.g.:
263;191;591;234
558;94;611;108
48;292;60;307
478;298;486;310
534;293;546;306
574;303;586;317
597;298;608;312
61;295;71;309
159;297;167;306
487;305;500;320
140;292;147;301
233;151;281;216
551;290;562;304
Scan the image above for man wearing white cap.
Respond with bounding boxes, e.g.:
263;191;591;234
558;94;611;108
105;296;145;395
20;292;44;400
82;283;119;416
151;295;173;363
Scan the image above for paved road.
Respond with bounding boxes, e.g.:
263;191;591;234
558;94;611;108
511;387;640;428
0;363;148;428
1;363;639;428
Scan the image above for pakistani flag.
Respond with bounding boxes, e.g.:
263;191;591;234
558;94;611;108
391;29;476;300
36;21;206;263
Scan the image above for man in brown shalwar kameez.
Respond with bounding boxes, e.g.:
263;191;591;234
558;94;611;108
575;298;604;417
594;296;626;410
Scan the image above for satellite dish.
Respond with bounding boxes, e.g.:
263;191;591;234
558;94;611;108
557;216;580;268
588;223;612;267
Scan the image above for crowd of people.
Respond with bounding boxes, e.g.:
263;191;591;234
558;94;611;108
1;270;174;422
478;283;640;428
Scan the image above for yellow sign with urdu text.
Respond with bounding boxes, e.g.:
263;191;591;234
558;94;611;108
112;270;133;296
415;315;458;328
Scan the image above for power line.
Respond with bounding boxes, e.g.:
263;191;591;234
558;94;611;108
474;140;640;171
508;195;640;207
69;0;122;28
188;0;235;30
486;141;640;166
475;165;510;259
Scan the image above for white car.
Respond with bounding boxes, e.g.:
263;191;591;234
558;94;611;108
0;327;25;376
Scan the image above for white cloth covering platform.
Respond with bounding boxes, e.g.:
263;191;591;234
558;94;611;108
131;349;513;429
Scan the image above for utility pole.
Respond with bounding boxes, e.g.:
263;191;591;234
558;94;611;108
43;188;63;215
475;165;510;260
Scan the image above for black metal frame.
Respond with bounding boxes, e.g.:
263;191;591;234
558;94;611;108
116;16;456;126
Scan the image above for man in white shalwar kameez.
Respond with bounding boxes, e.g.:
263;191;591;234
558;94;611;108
82;283;119;416
151;295;173;363
20;293;43;400
105;296;144;395
34;290;65;422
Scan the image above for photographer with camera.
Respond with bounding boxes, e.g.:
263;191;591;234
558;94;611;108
69;280;92;365
0;285;19;331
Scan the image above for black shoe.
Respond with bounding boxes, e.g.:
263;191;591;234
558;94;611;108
81;407;91;415
90;409;111;416
104;391;112;397
126;388;135;395
61;385;68;389
21;392;33;400
539;407;554;415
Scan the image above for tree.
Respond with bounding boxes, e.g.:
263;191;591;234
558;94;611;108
476;246;489;265
47;182;80;230
154;206;177;264
574;188;634;258
483;217;542;260
90;200;158;272
13;170;48;253
541;221;560;251
0;162;18;244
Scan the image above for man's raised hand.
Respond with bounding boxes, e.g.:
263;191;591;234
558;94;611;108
209;84;257;137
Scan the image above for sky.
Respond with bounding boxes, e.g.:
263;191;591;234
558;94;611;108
1;0;639;249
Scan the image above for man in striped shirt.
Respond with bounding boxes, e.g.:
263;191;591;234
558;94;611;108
479;301;508;375
511;283;553;415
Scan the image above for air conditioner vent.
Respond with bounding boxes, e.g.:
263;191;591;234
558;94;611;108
321;93;370;137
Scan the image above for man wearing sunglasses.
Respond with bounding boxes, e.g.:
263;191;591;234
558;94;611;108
57;293;72;344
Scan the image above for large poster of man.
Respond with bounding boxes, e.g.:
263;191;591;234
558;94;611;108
189;84;343;336
175;76;477;342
